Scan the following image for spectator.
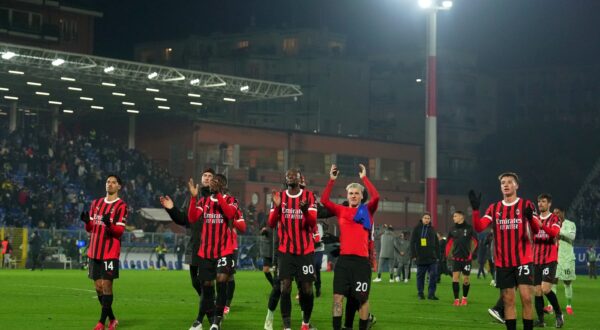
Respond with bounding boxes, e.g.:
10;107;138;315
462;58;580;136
155;242;168;269
393;231;411;283
1;236;12;268
175;239;185;270
410;213;440;300
374;225;395;283
586;244;597;279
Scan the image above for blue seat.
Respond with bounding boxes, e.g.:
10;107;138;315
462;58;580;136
122;260;129;269
142;260;148;269
136;260;142;270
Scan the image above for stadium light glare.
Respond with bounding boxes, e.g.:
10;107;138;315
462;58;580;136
63;109;74;114
154;97;167;102
27;81;42;86
8;70;24;75
223;97;236;102
418;0;433;8
416;78;422;83
122;101;135;106
48;100;62;105
68;86;82;91
52;58;65;66
442;1;453;9
35;91;50;96
91;105;104;110
190;101;203;106
145;88;159;92
61;76;76;81
190;79;200;85
1;51;16;60
80;96;94;101
126;109;139;114
158;106;170;110
188;93;201;98
101;82;116;87
4;96;19;100
112;92;126;96
0;87;9;91
240;85;249;92
147;72;158;79
103;66;115;73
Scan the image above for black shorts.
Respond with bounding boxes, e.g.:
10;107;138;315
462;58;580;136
534;262;557;285
89;258;119;281
197;255;236;281
496;263;534;289
333;255;372;303
278;252;315;282
451;260;472;276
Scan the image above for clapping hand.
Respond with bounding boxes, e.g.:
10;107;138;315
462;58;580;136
159;195;174;209
188;178;199;197
80;211;90;224
101;213;112;227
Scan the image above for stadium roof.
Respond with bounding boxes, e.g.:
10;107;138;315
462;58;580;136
0;42;302;116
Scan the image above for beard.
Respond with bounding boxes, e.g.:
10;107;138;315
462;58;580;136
287;182;299;189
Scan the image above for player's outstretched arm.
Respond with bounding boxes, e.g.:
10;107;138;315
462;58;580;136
469;190;490;232
360;164;380;214
320;165;341;215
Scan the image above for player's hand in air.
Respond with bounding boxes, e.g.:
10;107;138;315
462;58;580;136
80;211;90;224
188;178;199;197
330;164;339;180
358;164;367;179
271;190;281;208
468;190;482;211
159;195;174;209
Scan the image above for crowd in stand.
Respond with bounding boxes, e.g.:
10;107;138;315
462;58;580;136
570;171;600;240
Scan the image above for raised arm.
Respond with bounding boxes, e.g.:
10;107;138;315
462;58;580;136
160;195;188;227
215;193;237;220
560;221;576;243
320;164;341;215
267;190;281;228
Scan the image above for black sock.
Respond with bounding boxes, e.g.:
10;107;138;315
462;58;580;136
505;319;516;330
268;282;281;311
280;292;292;327
215;281;227;318
191;273;203;297
523;319;533;330
264;272;274;286
226;280;235;306
299;291;314;323
96;291;103;305
462;283;470;297
201;284;215;322
196;296;205;323
377;273;381;279
545;290;562;315
493;295;504;311
452;282;459;299
359;318;369;330
333;316;342;330
535;295;544;321
100;294;114;323
345;297;359;328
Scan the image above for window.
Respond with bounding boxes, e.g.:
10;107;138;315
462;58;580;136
11;10;29;30
336;155;369;177
380;159;413;182
237;40;249;49
329;41;343;54
60;19;78;41
282;37;298;54
164;48;172;61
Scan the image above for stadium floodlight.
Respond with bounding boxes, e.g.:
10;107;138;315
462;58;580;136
104;66;115;73
112;92;126;96
122;101;135;106
416;78;422;83
0;87;9;91
101;82;116;87
91;105;104;110
190;101;203;106
190;79;200;85
126;109;139;114
8;70;24;75
145;88;159;92
1;51;16;60
158;105;170;110
154;97;167;102
63;109;74;114
442;1;453;9
68;86;82;91
80;96;94;101
48;100;62;105
52;58;65;66
418;0;433;8
4;96;19;100
188;93;201;98
35;91;50;96
223;97;236;102
27;81;42;86
61;76;76;81
147;72;158;79
240;85;249;92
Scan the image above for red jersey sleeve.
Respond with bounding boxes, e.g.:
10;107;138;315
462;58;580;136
320;179;342;216
473;204;493;232
303;191;317;229
525;200;541;234
362;176;380;215
268;191;281;228
543;214;561;237
216;193;237;220
187;196;203;223
107;203;127;238
233;208;247;233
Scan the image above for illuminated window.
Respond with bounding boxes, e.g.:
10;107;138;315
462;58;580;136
282;38;298;54
237;40;249;49
164;48;172;61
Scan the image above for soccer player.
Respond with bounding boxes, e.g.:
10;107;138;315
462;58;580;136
445;211;478;306
160;167;214;330
552;207;576;315
321;164;380;330
532;193;564;327
80;174;128;330
267;168;317;330
188;173;246;330
470;172;541;330
224;214;242;316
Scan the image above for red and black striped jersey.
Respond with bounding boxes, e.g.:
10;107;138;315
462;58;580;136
268;189;317;255
533;212;561;264
85;197;127;260
473;198;540;268
188;193;240;259
445;222;478;262
230;208;247;251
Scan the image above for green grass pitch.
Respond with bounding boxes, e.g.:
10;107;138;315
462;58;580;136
1;269;597;329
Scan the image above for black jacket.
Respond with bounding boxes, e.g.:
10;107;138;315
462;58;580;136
410;221;440;265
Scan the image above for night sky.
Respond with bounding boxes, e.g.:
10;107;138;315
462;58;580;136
95;0;600;69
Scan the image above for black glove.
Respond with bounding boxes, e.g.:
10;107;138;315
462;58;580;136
101;213;112;227
300;201;309;214
200;186;211;197
468;190;482;210
524;206;533;221
80;211;90;224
